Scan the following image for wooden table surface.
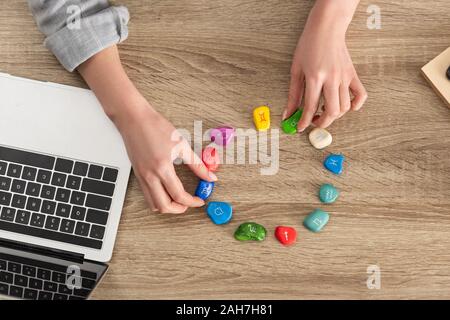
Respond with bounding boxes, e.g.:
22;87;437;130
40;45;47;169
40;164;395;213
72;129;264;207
1;0;450;299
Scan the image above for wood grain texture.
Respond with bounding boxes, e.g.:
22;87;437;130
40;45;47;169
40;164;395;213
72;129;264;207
0;0;450;299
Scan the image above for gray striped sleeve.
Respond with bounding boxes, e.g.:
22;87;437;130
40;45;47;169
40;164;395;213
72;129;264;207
28;0;129;72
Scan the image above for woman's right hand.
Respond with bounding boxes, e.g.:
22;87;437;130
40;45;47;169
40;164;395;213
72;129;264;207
115;102;217;214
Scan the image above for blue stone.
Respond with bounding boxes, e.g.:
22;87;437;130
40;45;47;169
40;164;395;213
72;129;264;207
324;154;345;175
194;180;214;200
206;201;233;225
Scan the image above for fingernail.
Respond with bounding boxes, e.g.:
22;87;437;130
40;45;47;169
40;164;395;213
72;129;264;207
209;172;218;181
281;110;287;120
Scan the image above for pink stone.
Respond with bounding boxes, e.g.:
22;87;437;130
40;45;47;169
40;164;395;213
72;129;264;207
210;126;235;146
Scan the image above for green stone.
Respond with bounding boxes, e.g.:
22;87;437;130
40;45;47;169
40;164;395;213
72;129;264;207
303;209;329;233
319;183;339;204
234;222;267;241
281;109;303;134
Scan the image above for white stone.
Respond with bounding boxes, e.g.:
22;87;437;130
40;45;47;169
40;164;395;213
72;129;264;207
309;128;332;149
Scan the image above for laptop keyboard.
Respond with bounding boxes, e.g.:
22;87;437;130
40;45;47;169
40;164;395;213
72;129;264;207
0;145;119;250
0;252;97;300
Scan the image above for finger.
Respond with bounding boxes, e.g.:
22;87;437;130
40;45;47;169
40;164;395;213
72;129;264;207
297;78;323;132
349;75;368;111
339;83;351;118
313;82;340;128
160;167;205;208
148;179;188;214
136;174;158;212
181;141;218;182
283;72;305;120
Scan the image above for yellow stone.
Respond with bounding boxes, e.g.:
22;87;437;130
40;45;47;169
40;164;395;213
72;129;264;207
253;106;271;131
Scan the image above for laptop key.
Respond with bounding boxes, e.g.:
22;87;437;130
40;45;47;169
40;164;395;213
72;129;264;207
66;175;81;190
23;265;37;277
52;272;66;284
71;206;86;221
58;283;72;295
0;283;9;295
30;213;45;228
85;194;111;211
0;146;55;170
0;176;11;191
24;288;38;300
75;222;90;237
55;188;71;203
37;269;51;281
86;209;108;225
90;224;106;240
0;161;7;175
0;191;12;206
8;262;21;273
29;278;43;290
22;167;37;181
14;274;28;287
45;216;61;231
7;164;22;178
55;203;71;218
36;169;51;184
11;194;26;209
54;293;68;300
70;191;86;206
1;207;16;221
43;281;57;292
38;291;53;300
88;165;103;179
103;167;118;183
82;277;96;289
41;200;56;215
73;162;88;176
73;288;91;297
55;158;74;174
0;259;6;270
26;182;41;197
26;197;41;212
9;285;23;298
41;185;56;200
51;172;67;187
60;219;75;234
82;178;114;197
11;179;26;194
15;210;31;225
0;271;13;283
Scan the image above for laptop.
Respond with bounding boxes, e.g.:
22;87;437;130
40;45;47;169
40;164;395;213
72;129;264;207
0;73;131;300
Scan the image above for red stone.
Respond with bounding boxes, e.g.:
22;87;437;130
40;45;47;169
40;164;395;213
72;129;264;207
202;147;220;172
275;226;297;246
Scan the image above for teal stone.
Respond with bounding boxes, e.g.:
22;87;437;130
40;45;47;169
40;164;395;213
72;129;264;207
319;184;339;204
303;209;329;232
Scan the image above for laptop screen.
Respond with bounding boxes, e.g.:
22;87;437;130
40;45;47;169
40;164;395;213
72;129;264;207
0;242;107;300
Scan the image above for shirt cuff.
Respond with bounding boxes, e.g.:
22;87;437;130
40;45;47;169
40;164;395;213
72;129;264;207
44;6;130;72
